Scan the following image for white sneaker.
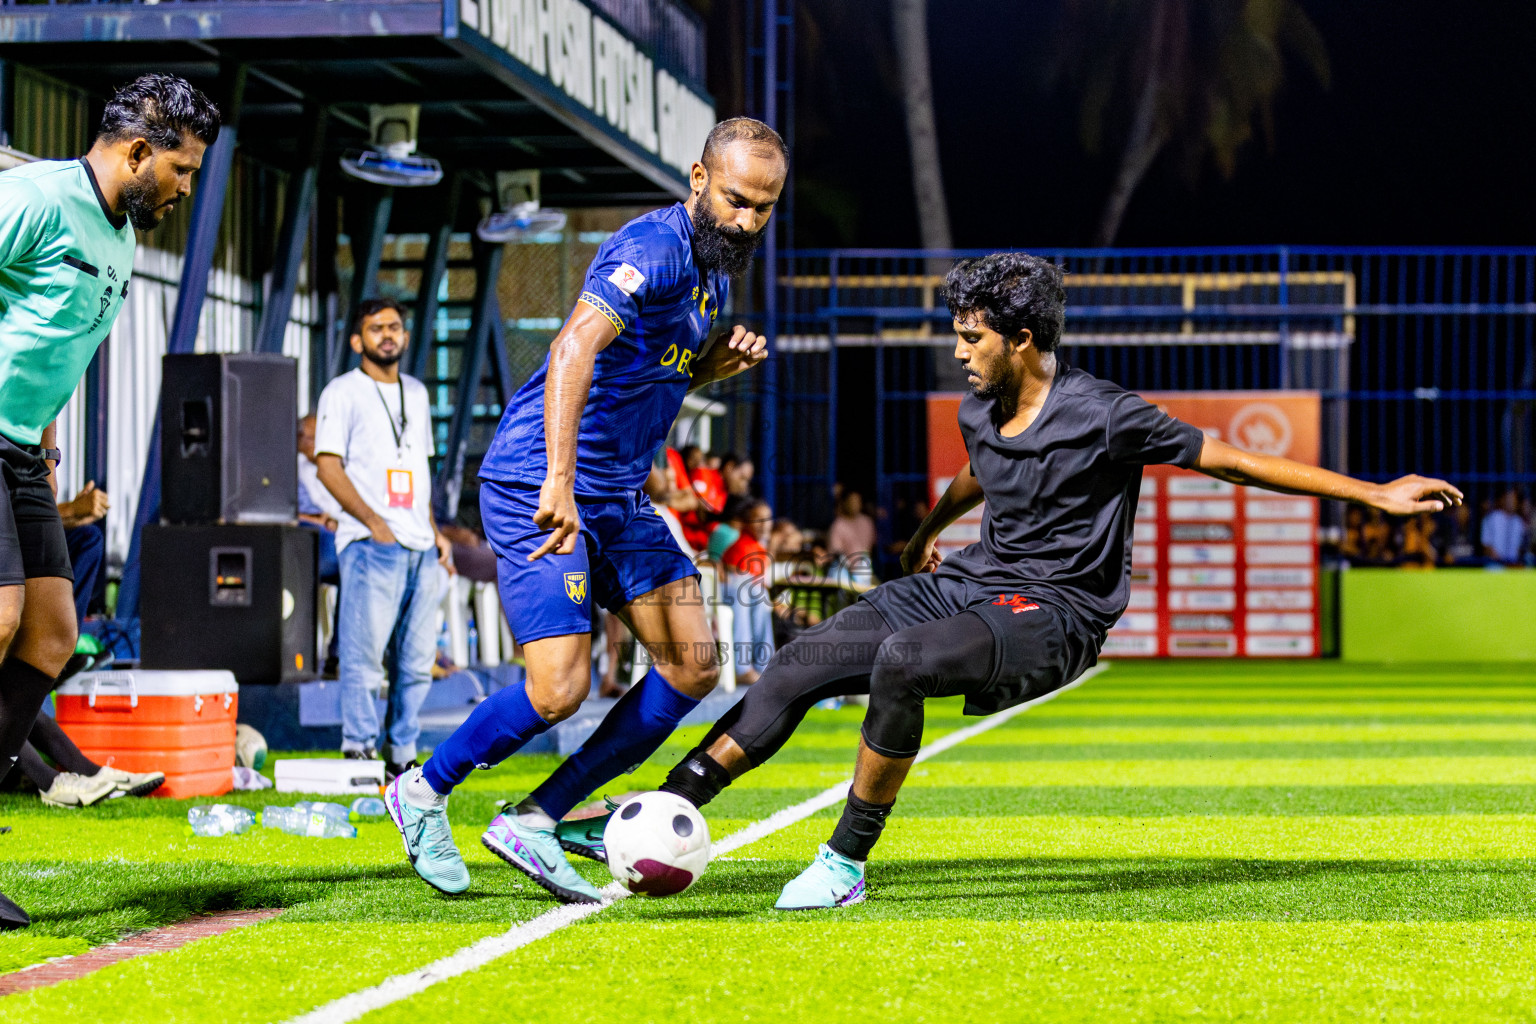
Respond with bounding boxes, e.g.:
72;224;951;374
94;766;166;798
40;771;118;808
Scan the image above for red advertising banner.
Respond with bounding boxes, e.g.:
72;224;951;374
925;391;1322;658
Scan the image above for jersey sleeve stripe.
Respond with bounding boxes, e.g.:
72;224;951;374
578;291;626;335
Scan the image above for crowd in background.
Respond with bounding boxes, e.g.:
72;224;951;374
1329;486;1536;568
299;404;897;711
631;443;887;691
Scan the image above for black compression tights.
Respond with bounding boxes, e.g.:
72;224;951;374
700;605;999;766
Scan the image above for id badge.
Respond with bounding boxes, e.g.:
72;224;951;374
386;468;414;508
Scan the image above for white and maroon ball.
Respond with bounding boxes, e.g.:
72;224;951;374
603;792;711;897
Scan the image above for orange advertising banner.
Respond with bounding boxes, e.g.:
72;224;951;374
924;390;1322;658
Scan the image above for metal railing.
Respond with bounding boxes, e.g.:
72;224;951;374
758;247;1536;550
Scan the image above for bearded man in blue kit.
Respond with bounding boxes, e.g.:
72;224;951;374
385;117;789;902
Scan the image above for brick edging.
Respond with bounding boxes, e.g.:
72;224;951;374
0;908;283;997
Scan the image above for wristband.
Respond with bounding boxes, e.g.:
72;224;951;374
41;448;61;465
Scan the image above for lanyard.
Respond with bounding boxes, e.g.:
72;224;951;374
374;378;407;453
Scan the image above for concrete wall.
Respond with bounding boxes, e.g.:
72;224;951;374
1342;569;1536;662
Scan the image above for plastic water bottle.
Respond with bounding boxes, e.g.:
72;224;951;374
467;623;479;666
260;806;357;838
187;804;255;837
350;796;387;819
293;801;353;824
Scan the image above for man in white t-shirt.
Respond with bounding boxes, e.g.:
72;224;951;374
314;298;452;777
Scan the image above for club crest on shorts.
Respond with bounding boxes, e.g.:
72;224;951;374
564;572;588;604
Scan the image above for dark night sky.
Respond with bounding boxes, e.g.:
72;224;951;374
784;0;1536;249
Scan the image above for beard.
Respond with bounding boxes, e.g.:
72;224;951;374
121;165;172;231
691;199;765;277
967;361;1013;402
364;346;402;367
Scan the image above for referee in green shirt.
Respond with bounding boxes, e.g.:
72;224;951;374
0;74;220;930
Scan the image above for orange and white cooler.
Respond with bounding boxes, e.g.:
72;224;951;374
54;670;238;798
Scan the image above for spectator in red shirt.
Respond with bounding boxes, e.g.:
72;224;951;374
722;498;775;685
674;445;726;552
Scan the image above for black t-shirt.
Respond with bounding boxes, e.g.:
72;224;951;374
938;364;1207;638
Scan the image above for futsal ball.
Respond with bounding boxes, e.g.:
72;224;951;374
603;792;711;897
235;724;268;771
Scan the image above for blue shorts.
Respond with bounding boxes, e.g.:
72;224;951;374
480;481;699;645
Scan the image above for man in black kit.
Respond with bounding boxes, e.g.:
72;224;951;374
554;251;1464;909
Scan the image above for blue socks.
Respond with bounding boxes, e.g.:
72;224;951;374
421;668;701;814
422;682;550;795
531;667;701;820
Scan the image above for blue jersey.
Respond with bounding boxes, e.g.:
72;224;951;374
480;203;728;497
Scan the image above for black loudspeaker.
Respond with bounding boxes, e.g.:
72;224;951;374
161;353;298;525
140;524;317;684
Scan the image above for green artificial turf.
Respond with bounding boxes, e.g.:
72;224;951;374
357;919;1536;1024
4;660;1536;1024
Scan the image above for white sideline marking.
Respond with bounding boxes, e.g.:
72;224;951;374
283;664;1108;1024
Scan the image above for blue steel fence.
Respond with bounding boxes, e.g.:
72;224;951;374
755;247;1536;545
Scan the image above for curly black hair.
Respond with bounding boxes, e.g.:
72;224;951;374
97;74;221;151
942;252;1066;352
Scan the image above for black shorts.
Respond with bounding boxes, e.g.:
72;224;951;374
861;569;1098;716
0;434;73;587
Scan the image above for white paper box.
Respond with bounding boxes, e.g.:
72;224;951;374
275;758;385;794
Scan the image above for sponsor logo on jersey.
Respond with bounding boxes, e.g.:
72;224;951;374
564;572;588;604
608;263;646;295
658;342;696;377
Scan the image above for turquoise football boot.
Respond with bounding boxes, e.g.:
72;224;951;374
774;844;867;910
483;812;604;904
556;811;612;864
555;797;622;863
385;770;471;894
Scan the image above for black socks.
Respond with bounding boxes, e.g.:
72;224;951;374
828;793;895;862
28;714;99;776
0;658;59;777
660;749;735;809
